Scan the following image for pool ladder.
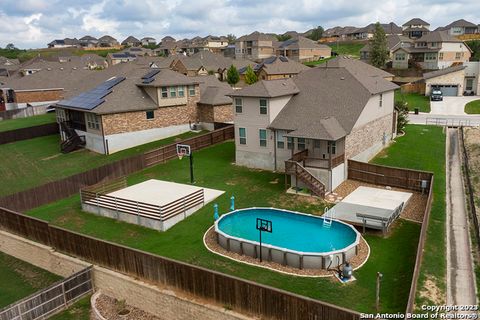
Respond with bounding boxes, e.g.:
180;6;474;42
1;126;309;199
323;207;333;228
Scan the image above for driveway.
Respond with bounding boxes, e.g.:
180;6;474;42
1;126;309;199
430;96;480;115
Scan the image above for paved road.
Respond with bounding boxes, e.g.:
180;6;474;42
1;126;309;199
430;96;479;115
446;128;477;308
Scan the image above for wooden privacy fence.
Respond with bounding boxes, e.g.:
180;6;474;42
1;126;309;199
0;266;93;320
0;122;59;145
348;160;433;192
0;125;234;212
0;207;359;320
0;105;48;121
80;177;205;221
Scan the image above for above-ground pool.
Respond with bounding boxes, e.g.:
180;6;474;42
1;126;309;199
215;208;361;269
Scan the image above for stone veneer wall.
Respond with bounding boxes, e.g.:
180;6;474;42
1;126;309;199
15;90;64;104
102;87;200;136
0;230;252;320
197;103;233;123
345;113;394;162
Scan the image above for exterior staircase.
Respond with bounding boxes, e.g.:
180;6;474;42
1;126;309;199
285;159;326;198
60;121;86;153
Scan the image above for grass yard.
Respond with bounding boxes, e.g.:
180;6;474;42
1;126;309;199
0;131;207;197
0;113;56;132
394;90;431;113
464;99;480;114
372;124;446;307
303;56;335;67
0;251;62;308
28;140;421;313
327;42;365;57
49;295;91;320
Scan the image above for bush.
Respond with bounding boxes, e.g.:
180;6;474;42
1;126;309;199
395;100;409;133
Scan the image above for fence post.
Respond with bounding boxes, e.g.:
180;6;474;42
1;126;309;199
17;304;22;320
61;282;68;307
136;201;140;224
96;193;100;214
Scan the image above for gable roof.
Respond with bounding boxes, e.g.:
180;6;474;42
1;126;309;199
255;56;309;75
98;35;118;43
136;68;198;87
422;65;466;80
122;36;141;45
403;18;430;26
278;36;331;50
324;56;394;78
191;75;233;105
230;78;300;98
360;34;413;52
442;19;478;29
352;22;402;35
237;31;275;42
416;30;462;43
79;35;97;41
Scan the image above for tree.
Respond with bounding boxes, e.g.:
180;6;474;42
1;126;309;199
226;65;240;86
5;43;17;50
226;34;236;44
244;65;258;85
307;26;324;41
395;100;409;134
276;34;292;42
369;22;389;68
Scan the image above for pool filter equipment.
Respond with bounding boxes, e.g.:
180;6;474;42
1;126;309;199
340;262;353;280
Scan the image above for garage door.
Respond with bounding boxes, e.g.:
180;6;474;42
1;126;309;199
432;85;458;96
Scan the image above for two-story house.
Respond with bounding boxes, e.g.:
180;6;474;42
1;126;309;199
392;31;471;70
276;36;332;62
235;32;276;61
402;18;430;39
436;19;479;36
55;68;233;154
231;57;398;196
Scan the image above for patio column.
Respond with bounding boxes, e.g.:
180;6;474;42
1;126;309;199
328;141;332;169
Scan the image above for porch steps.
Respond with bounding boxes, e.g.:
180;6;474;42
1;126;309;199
285;160;326;198
60;121;86;153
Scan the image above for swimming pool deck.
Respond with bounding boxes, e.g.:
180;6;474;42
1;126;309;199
332;186;412;230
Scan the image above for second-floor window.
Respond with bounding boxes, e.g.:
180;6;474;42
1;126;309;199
161;87;168;98
297;138;306;151
239;127;246;145
455;52;461;59
170;87;177;98
327;141;336;155
379;94;383;107
259;129;267;147
287;137;293;150
395;53;406;61
235;98;243;113
259;98;267;115
178;86;185;97
276;130;285;149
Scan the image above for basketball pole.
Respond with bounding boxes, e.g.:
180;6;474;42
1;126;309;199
189;152;194;184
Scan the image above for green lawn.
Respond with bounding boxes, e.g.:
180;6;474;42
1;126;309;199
28;140;421;313
464;99;480;114
0;113;56;132
0;131;207;197
49;295;91;320
327;42;365;57
0;251;62;308
303;56;335;67
394;90;431;113
372;124;446;307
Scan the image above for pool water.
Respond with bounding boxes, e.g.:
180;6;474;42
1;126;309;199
217;208;358;253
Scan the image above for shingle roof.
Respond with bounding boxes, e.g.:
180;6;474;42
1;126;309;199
255;56;309;75
422;65;466;80
191;75;233;105
352;22;402;35
79;35;97;41
403;18;430;26
444;19;478;28
237;31;275;42
136;68;198;87
175;51;253;72
121;36;141;45
360;34;413;52
324;56;394;78
98;35;118;43
278;36;331;50
230;78;300;98
267;66;398;140
416;30;462;43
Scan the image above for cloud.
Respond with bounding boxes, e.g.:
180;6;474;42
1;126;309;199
0;0;479;49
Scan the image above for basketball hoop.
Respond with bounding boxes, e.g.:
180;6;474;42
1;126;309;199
176;144;191;160
178;150;185;160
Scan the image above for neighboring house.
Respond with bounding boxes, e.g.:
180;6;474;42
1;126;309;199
436;19;479;35
121;36;142;47
239;56;309;81
122;47;154;57
392;30;471;69
235;31;276;60
323;26;357;40
464;62;480;95
276;36;332;62
360;34;414;61
141;37;157;46
107;52;137;65
0;57;20;78
230;56;398;195
79;36;99;48
97;35;120;47
48;38;80;48
156;36;178;56
402;18;430;39
55;68;233;154
346;22;402;40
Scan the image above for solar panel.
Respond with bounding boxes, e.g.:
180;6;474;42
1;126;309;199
142;77;155;84
57;77;126;110
279;56;289;62
141;69;161;80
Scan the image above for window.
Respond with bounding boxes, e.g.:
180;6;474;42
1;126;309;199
425;53;437;61
287;137;293;150
276;130;285;148
439;52;444;60
395;53;406;61
259;98;267;115
297;138;306;151
86;113;100;130
178;86;185;97
466;78;474;91
239;127;246;145
161;87;168;98
188;85;196;96
259;129;267;147
170;87;177;98
455;52;461;59
379;94;383;107
314;140;321;149
327;141;336;155
235;98;243;113
146;110;155;120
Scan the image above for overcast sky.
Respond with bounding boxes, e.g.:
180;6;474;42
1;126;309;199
1;0;479;49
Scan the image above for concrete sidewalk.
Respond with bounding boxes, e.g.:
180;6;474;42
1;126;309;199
446;128;477;307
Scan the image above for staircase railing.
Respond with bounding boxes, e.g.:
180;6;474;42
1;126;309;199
285;159;326;198
60;121;86;153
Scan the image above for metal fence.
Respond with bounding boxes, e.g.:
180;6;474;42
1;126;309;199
0;208;360;320
0;122;59;145
0;266;93;320
0;125;234;212
425;117;473;127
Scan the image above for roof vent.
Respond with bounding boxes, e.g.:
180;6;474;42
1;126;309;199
47;68;52;71
60;67;64;70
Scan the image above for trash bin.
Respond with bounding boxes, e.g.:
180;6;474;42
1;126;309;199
414;108;419;115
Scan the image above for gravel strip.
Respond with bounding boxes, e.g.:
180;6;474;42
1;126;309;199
204;227;369;277
333;179;427;223
94;294;162;320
